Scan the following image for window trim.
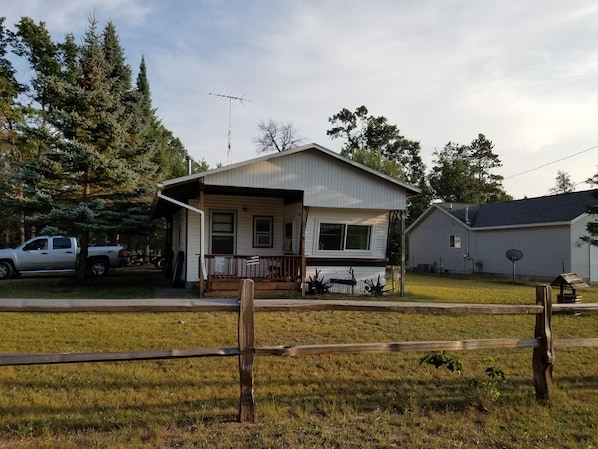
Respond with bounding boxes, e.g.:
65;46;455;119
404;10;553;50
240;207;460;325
316;221;373;253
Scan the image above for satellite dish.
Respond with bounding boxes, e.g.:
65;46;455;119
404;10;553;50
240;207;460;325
505;249;523;262
505;249;523;282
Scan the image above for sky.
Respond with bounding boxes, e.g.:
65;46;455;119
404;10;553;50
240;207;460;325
4;0;598;200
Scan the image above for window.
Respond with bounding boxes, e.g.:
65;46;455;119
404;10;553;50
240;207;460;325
318;223;371;251
24;238;48;251
253;216;273;248
211;212;235;254
284;222;293;252
449;234;461;248
346;225;371;250
319;223;345;250
53;238;72;250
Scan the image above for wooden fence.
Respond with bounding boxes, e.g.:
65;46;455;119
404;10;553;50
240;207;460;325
1;280;598;423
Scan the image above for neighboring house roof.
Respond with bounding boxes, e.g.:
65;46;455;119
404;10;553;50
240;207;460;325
408;189;598;232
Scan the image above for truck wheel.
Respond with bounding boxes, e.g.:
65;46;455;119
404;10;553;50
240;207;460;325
89;259;109;278
0;261;13;280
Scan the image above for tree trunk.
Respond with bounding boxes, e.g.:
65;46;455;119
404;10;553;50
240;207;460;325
76;231;90;281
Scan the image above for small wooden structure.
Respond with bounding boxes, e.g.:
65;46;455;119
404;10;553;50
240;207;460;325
550;273;588;304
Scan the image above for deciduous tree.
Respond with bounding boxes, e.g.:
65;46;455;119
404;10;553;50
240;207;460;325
327;105;432;221
327;105;432;264
254;118;305;153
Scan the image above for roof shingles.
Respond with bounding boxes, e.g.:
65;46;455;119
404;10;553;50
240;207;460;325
443;190;598;228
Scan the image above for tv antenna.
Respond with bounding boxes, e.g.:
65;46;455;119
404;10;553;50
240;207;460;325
208;92;251;164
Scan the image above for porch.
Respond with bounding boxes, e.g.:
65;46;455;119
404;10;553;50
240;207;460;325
202;254;302;297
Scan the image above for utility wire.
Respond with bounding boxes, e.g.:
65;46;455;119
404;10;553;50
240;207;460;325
504;144;598;179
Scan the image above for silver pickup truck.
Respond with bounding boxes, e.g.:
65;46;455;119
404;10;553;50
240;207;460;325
0;236;124;280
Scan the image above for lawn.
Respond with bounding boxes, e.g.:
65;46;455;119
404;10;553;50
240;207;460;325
0;271;597;448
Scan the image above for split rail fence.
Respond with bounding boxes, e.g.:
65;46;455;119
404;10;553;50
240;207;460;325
1;280;598;423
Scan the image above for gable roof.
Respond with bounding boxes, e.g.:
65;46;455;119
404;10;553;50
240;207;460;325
153;143;421;217
159;143;420;195
408;189;598;232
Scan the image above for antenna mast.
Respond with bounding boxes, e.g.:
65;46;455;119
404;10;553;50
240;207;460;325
208;92;251;164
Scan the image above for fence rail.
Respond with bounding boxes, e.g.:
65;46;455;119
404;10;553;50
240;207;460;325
1;281;597;423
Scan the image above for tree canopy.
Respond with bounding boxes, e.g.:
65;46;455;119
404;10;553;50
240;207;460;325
327;105;432;222
429;134;512;204
0;16;204;258
326;105;433;264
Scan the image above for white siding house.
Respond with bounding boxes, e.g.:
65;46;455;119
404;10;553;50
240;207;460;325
407;190;598;283
152;143;420;296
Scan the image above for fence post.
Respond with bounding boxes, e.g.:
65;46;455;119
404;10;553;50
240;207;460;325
238;279;256;423
533;285;554;401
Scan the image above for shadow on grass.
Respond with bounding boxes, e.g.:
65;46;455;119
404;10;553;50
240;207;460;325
4;370;597;437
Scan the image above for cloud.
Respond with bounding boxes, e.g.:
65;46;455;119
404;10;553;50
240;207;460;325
3;0;598;198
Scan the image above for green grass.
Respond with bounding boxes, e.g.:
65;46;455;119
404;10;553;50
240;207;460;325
0;269;156;299
0;271;597;448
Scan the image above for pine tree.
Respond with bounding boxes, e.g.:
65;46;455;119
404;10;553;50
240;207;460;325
0;17;27;245
429;134;511;204
550;170;575;195
134;56;204;179
19;18;156;278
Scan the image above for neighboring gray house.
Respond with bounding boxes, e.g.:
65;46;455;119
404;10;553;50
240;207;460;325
151;143;420;296
406;190;598;283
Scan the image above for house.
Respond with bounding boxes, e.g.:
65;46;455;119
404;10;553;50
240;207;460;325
151;143;420;296
406;189;598;283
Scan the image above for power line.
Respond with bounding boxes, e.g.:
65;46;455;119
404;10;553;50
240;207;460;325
504;144;598;179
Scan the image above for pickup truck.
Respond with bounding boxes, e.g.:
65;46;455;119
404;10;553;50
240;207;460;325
0;236;124;280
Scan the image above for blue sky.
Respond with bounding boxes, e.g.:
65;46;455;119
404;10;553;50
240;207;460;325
4;0;598;199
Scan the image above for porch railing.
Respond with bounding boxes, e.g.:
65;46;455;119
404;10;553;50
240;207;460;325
204;254;302;281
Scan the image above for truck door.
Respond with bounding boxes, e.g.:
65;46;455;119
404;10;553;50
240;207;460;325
19;237;50;270
50;237;77;269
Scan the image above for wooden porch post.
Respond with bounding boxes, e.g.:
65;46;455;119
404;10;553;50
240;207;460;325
300;206;309;298
199;190;205;297
238;279;255;422
400;210;406;297
533;285;554;401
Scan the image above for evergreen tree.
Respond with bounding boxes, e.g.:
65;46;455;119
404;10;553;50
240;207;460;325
429;134;511;203
18;18;156;278
134;56;206;179
0;17;27;245
582;174;598;246
102;21;132;95
550;170;575;194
